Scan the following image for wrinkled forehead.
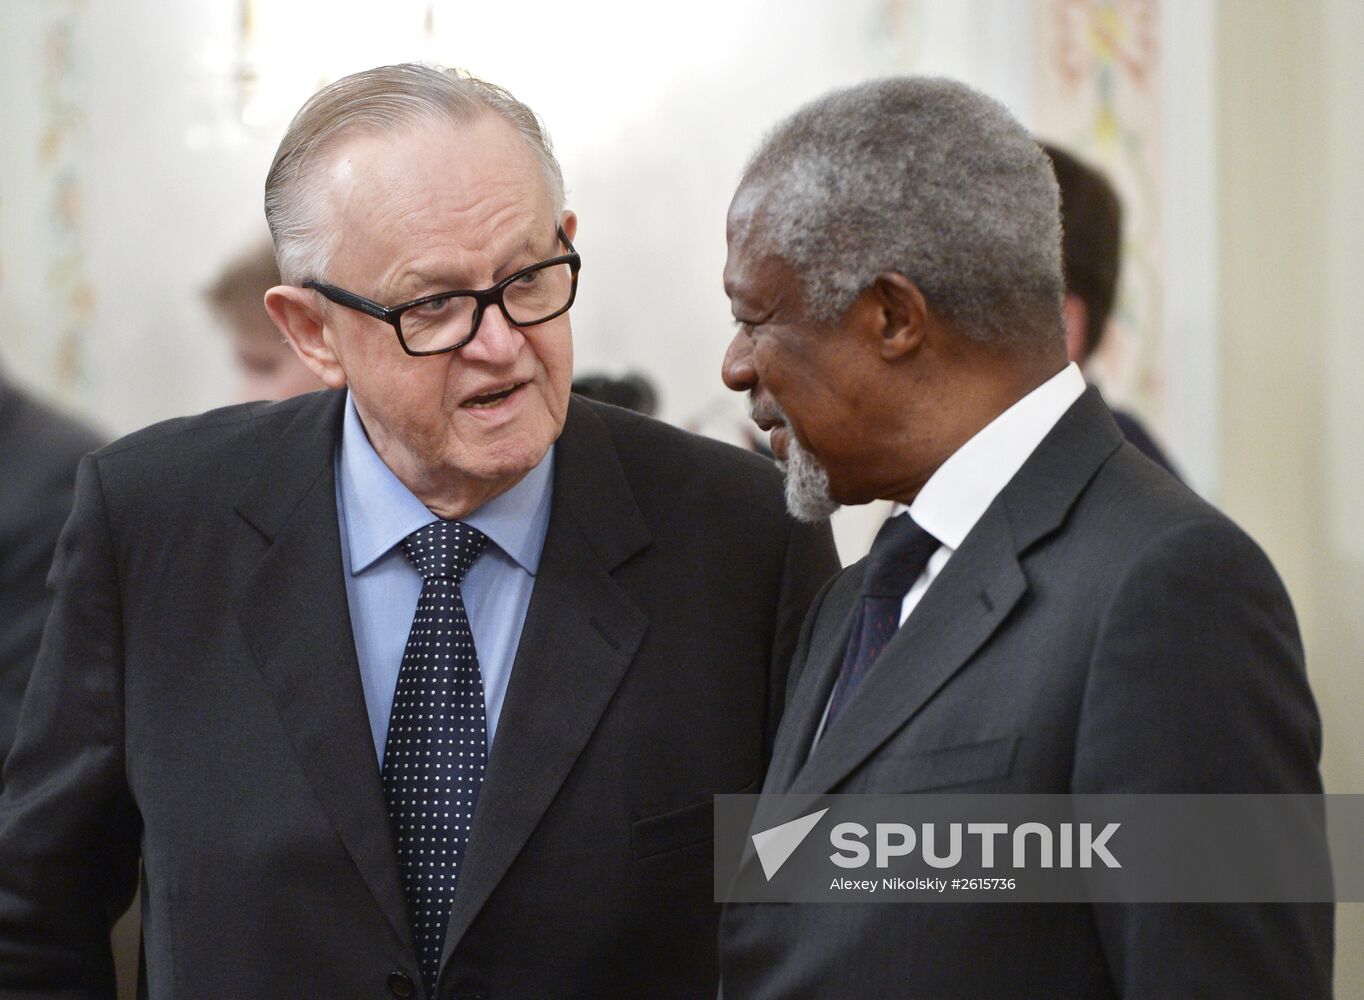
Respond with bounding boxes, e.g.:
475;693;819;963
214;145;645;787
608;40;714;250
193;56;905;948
724;183;788;300
322;116;554;238
316;116;558;286
726;181;777;247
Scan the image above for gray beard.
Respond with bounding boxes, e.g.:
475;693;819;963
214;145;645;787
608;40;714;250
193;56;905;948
776;435;840;523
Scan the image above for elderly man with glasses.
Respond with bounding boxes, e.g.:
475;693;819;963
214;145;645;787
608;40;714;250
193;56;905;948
0;64;838;999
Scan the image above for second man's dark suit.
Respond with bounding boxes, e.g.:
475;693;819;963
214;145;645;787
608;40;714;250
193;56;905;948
0;373;103;772
721;388;1331;999
0;389;839;998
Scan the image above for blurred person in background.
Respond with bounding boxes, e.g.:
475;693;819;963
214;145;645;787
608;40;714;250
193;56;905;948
571;370;659;415
0;63;838;998
0;365;103;778
1043;142;1182;479
206;239;325;402
717;77;1328;998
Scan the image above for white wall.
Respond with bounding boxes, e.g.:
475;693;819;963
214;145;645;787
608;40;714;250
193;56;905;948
0;0;1037;561
1216;1;1364;992
0;0;1037;431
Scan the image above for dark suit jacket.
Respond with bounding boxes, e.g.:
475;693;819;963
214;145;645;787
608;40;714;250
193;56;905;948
0;374;103;772
720;388;1331;999
1108;402;1181;482
0;390;839;999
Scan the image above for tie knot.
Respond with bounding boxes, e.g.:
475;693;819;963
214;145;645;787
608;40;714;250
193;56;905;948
402;521;488;584
862;512;939;599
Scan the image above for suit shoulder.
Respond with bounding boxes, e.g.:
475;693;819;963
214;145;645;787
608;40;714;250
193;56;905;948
1086;443;1226;531
1109;407;1181;477
92;391;335;496
1073;442;1282;590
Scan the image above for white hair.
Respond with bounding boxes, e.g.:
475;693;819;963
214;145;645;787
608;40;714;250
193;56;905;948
739;76;1064;350
777;437;840;523
264;63;565;285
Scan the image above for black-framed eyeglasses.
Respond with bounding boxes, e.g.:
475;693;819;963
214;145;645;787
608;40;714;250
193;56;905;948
304;227;580;357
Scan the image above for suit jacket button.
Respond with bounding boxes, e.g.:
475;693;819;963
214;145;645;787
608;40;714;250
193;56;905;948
387;971;415;998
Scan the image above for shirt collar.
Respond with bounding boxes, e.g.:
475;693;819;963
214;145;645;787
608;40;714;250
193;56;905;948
337;390;555;575
901;363;1086;550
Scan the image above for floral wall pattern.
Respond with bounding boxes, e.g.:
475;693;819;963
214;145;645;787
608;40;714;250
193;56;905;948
1035;0;1165;426
39;0;94;395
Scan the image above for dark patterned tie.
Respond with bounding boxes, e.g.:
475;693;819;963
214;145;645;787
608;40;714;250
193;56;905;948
383;520;489;994
825;512;940;728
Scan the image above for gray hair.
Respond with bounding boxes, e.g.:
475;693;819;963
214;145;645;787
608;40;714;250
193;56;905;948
739;77;1063;349
264;63;565;285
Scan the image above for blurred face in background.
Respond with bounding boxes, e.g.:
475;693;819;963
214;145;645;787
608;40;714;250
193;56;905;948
222;303;325;403
208;243;326;403
269;114;576;516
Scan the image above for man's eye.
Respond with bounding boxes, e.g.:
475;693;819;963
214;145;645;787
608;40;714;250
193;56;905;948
416;296;454;315
516;269;542;286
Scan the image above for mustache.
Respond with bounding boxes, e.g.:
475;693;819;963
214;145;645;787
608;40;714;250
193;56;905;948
747;393;787;427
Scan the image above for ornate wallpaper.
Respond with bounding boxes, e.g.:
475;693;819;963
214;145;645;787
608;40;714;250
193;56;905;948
39;0;94;393
1035;0;1164;421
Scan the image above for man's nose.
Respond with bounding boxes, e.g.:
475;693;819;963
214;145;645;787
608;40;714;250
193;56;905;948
721;330;757;393
462;305;523;366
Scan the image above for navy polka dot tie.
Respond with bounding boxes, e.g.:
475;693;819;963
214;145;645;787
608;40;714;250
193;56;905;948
825;512;939;728
383;520;489;994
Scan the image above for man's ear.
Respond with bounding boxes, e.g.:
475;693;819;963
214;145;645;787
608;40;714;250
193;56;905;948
560;209;577;244
867;271;930;360
1062;293;1089;366
263;286;348;389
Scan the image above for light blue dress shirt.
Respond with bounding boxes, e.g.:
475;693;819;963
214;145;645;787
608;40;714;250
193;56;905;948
334;392;554;765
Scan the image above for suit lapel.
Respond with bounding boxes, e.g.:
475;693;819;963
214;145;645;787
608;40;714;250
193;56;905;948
787;386;1124;798
788;510;1026;796
234;390;413;953
762;573;859;795
442;399;651;958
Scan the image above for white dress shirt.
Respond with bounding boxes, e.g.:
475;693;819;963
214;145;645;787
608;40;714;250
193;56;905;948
894;362;1086;625
334;392;555;764
810;362;1086;749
